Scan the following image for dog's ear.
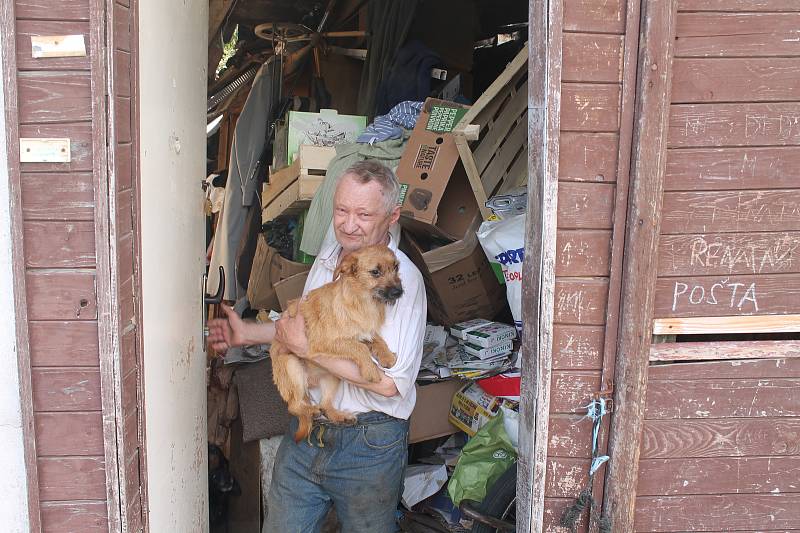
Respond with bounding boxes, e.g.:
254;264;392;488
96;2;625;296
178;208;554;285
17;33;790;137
334;254;358;279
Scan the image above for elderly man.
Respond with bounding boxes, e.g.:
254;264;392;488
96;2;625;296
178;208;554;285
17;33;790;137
207;160;426;533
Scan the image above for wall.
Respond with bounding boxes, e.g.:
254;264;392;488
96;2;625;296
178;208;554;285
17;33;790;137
0;27;31;533
138;0;209;530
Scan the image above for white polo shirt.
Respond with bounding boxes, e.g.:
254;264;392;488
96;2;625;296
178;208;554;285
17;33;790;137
303;233;427;420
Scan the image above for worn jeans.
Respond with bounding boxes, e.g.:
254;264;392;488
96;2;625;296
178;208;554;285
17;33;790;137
263;411;409;533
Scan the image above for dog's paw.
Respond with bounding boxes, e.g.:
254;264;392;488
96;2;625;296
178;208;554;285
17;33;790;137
380;351;397;368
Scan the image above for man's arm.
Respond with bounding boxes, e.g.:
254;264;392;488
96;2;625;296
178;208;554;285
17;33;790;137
207;305;276;353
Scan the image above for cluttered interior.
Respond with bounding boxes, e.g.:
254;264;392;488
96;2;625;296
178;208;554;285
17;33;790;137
204;1;529;530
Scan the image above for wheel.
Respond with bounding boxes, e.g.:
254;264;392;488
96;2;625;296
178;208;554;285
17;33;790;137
470;462;517;533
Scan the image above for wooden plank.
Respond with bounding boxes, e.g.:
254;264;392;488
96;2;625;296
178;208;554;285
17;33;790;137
118;231;135;283
15;20;90;71
113;3;131;52
649;341;800;365
114;50;131;98
32;368;102;412
563;0;625;33
543;497;588;532
558;132;619;183
678;0;800;10
480;116;527;197
672;58;800;104
560;83;621;132
653;314;800;334
38;456;106;501
116;142;133;192
665;147;800;191
638;456;800;497
545;458;591;498
40;501;108;533
556;182;615;229
17;72;92;124
556;230;611;277
471;76;527;175
635;494;800;532
35;411;104;456
15;0;90;20
553;325;605;370
641;417;800;459
548;415;594;458
29;320;99;367
657;232;800;277
117;188;133;236
21;172;94;220
661;190;800;234
26;270;97;321
23;220;96;268
550;370;602;414
554;278;610;326
645;378;800;419
119;326;138;379
114;96;131;143
562;33;623;83
654;274;800;318
603;0;678;529
668;103;800;148
19;122;93;172
675;13;800;58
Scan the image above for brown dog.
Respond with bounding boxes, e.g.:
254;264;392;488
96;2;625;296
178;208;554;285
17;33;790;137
270;244;404;442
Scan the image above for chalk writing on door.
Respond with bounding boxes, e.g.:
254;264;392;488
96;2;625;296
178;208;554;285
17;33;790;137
672;279;758;312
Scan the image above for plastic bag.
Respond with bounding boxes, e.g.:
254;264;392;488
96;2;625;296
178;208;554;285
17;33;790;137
447;410;518;506
477;214;525;334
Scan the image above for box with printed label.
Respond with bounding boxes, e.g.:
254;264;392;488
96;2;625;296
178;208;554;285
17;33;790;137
449;318;492;340
463;339;513;360
448;382;503;436
465;322;517;348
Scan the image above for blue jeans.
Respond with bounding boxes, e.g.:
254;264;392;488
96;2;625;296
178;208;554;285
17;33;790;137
264;411;409;533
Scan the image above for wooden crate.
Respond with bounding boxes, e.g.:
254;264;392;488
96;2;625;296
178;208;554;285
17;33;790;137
453;46;529;219
261;145;335;222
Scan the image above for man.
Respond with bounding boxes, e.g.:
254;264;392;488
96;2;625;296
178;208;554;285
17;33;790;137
207;160;426;533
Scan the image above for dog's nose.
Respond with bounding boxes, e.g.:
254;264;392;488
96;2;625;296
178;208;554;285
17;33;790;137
387;286;404;300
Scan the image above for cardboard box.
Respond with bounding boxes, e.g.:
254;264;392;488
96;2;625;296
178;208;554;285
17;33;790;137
274;271;310;310
287;109;366;163
395;98;479;241
262;145;336;223
247;236;311;311
400;221;506;327
465;322;517;348
449;318;492;340
409;379;467;443
448;382;505;436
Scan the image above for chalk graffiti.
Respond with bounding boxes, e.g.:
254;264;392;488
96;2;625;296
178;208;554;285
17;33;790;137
672;279;759;312
686;235;796;274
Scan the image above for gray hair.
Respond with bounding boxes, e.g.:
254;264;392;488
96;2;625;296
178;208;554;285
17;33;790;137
340;160;401;213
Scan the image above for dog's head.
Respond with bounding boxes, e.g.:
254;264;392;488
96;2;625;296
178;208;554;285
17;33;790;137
335;245;404;304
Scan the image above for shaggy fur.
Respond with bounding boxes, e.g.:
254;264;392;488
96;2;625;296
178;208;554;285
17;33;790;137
270;245;404;442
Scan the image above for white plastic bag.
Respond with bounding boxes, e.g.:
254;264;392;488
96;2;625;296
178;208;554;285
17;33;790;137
477;214;525;334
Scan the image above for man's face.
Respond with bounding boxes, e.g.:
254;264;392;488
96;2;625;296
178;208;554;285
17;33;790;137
333;174;400;255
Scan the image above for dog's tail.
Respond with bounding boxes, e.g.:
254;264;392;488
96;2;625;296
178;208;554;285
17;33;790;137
294;415;313;443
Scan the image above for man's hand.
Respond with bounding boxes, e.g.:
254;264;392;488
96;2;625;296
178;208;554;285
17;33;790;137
207;305;281;354
275;312;309;356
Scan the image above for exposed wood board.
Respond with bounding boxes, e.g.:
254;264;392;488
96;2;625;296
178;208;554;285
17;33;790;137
556;229;612;277
518;0;563;529
119;327;137;378
20;172;94;221
25;270;97;321
32;368;102;412
119;278;135;343
603;0;678;529
558;132;619;183
115;142;133;192
556;182;615;230
661;190;800;234
121;366;138;414
23;220;96;268
19;122;93;172
645;378;800;419
553;278;610;326
560;83;621;132
472;84;528;176
655;274;800;318
653;314;800;334
545;458;591;498
562;33;624;83
117;232;135;282
672;58;800;103
15;20;90;71
454;135;492;220
29;321;100;367
114;96;132;143
37;456;106;501
16;0;90;21
117;189;133;235
550;370;602;414
113;3;131;52
649;341;800;364
657;232;800;277
39;501;108;533
678;0;800;10
17;72;92;124
641;417;800;458
634;494;800;531
479;116;527;197
675;12;800;57
638;456;800;497
668;103;800;148
113;50;131;98
548;415;594;459
35;411;104;456
553;325;605;370
665;147;800;191
563;0;625;33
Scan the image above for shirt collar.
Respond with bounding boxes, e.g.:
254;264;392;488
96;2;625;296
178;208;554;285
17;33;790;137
319;231;399;271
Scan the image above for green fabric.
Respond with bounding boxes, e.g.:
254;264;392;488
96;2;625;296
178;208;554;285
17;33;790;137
447;411;517;506
299;133;410;256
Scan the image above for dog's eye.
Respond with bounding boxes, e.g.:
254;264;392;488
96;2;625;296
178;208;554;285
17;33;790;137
369;268;381;277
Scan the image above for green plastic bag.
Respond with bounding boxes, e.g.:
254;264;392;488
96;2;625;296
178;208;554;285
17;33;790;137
447;411;517;506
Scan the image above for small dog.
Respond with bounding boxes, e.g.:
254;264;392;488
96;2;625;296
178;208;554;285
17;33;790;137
270;244;404;442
